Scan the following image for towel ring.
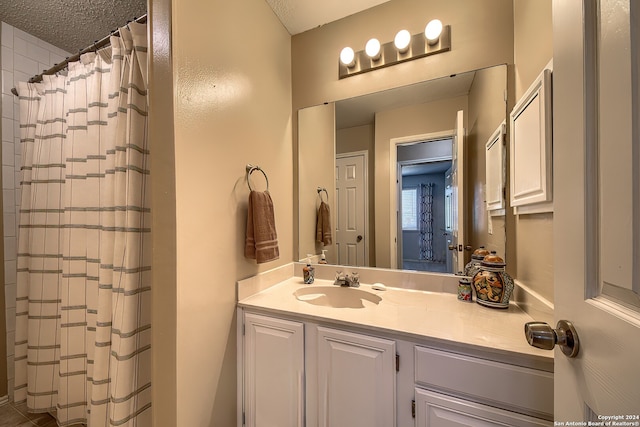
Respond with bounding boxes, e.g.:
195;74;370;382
317;187;328;202
246;164;269;192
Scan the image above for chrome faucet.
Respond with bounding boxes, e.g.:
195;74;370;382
334;271;360;288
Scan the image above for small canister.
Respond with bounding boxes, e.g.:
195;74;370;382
457;277;473;302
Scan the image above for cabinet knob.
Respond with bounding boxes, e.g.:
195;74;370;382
524;320;580;358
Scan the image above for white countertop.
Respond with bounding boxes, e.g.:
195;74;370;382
238;273;554;372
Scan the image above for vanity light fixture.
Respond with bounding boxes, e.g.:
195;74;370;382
424;19;443;45
338;19;451;79
340;47;356;67
394;30;411;53
365;38;382;60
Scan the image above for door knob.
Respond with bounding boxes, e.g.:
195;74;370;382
356;235;363;242
448;245;456;251
524;320;580;358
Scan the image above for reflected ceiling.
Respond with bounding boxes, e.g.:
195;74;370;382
336;71;476;129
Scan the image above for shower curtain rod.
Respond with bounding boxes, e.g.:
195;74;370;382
10;13;147;97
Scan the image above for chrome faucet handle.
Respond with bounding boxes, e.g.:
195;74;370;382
349;272;360;287
334;270;346;286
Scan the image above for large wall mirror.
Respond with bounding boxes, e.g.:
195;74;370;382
298;64;509;274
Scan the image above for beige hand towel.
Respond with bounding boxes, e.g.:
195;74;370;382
315;201;332;245
245;190;279;263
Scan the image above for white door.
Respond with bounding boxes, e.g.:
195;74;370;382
546;1;640;419
243;313;305;427
316;327;396;427
335;153;367;266
449;110;466;274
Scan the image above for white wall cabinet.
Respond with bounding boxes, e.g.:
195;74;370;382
509;67;553;214
242;313;305;427
316;326;396;427
485;121;506;213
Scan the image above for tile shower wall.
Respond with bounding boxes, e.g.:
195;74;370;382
0;21;70;400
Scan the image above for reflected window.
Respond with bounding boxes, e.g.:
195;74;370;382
402;187;418;230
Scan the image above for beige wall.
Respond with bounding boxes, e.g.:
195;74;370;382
337;124;374;155
374;96;467;267
512;0;554;303
299;104;335;262
467;65;508;258
292;0;515;111
514;0;554;100
151;0;293;425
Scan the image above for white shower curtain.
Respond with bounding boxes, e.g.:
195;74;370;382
13;23;151;427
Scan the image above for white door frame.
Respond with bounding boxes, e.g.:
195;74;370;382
337;150;369;266
389;130;453;269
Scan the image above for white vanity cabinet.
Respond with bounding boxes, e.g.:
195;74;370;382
315;326;396;427
239;311;397;427
241;312;305;427
238;309;553;427
414;389;550;427
413;346;553;427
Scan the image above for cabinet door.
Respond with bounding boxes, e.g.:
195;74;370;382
317;327;396;427
415;388;550;427
244;313;304;427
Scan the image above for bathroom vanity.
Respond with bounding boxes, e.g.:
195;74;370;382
236;264;553;427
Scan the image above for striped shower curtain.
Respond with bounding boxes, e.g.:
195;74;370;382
14;23;151;427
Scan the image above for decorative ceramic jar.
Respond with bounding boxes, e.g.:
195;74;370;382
464;246;490;277
472;252;514;309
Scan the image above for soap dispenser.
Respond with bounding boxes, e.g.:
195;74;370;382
303;255;315;284
319;250;328;264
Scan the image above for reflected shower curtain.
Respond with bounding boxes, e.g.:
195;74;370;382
14;23;151;427
419;183;435;261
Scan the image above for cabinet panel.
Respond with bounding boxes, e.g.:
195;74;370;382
415;346;553;419
244;313;304;427
415;388;551;427
317;326;396;427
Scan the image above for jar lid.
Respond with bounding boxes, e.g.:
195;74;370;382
481;251;506;267
471;246;490;260
458;277;471;284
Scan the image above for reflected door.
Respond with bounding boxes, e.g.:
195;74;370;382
449;110;466;274
553;0;640;419
444;167;454;273
335;153;367;266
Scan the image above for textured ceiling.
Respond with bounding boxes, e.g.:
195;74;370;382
0;0;386;53
0;0;146;53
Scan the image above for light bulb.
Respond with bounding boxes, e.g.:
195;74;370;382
365;38;381;59
394;29;411;52
340;47;355;67
425;19;443;45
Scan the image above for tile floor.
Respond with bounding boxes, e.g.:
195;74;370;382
0;402;58;427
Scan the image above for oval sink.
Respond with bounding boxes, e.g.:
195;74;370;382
294;286;382;308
